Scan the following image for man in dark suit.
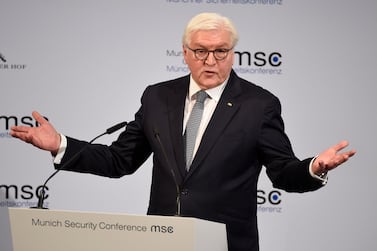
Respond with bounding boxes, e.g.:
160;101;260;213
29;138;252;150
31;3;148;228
11;12;355;251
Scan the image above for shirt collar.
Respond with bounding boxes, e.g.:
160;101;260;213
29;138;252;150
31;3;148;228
188;75;228;102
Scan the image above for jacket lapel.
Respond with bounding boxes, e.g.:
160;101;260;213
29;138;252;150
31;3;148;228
166;76;190;182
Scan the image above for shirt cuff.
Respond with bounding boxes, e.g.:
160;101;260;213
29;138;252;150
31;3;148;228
309;156;328;185
53;134;67;164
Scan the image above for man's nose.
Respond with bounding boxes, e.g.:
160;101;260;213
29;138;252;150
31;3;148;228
204;52;216;65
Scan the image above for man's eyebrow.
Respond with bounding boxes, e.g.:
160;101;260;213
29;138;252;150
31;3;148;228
191;43;230;49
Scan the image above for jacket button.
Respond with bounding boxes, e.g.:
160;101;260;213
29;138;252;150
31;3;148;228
180;189;188;195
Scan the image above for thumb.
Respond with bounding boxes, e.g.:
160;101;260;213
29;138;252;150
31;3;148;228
32;111;49;125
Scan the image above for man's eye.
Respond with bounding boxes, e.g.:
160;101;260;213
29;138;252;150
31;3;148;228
215;49;227;53
196;49;207;54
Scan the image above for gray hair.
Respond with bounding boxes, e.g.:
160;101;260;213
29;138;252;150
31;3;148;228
182;12;239;48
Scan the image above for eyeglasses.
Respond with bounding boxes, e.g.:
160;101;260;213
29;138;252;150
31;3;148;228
186;46;233;61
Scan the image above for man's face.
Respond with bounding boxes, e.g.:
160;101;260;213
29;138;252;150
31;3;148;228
183;29;234;90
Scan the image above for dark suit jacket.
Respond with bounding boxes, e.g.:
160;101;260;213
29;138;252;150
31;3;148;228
60;70;323;251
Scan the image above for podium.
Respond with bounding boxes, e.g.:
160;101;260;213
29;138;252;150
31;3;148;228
8;208;228;251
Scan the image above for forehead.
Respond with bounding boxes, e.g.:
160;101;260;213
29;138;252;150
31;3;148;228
189;29;232;48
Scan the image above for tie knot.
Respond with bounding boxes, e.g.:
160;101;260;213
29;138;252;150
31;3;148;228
196;90;208;103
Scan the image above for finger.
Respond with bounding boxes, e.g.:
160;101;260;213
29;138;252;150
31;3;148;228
340;150;356;162
10;131;30;142
333;140;349;152
32;111;48;125
343;149;356;156
10;125;32;133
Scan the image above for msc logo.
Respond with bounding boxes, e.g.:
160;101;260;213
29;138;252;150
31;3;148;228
0;53;6;63
0;115;48;130
257;189;282;205
234;51;282;67
0;184;48;200
257;189;282;213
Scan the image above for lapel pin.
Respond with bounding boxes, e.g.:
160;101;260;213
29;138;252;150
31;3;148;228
227;102;233;107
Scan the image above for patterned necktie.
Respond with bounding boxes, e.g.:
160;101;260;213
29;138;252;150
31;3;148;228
185;90;208;170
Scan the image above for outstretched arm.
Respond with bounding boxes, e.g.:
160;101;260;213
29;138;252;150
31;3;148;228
10;111;61;155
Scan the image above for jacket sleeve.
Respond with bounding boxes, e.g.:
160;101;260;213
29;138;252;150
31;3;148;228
258;95;323;192
56;104;152;178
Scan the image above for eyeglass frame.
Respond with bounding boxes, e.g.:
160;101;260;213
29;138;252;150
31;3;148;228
185;46;234;61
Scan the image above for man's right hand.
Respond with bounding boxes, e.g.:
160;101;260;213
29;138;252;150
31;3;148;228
10;111;61;155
